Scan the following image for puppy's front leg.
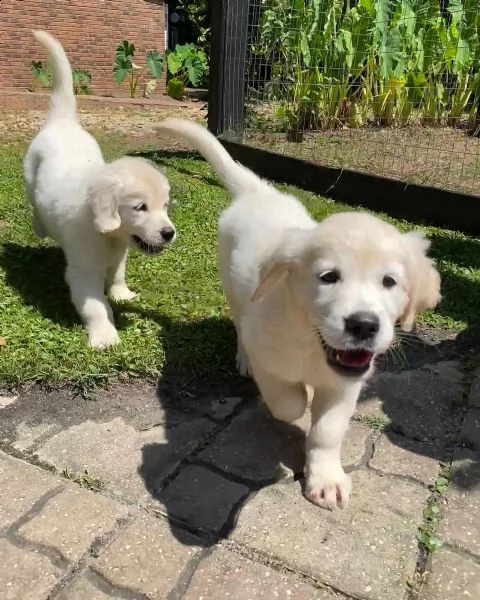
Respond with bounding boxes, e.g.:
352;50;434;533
305;384;361;510
252;363;308;423
66;265;119;349
106;246;137;301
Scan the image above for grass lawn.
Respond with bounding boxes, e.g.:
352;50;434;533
1;132;480;391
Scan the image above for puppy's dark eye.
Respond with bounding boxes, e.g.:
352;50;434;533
383;275;396;288
319;270;340;284
134;203;148;212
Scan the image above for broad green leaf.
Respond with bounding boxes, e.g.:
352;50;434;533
146;50;163;79
167;52;182;76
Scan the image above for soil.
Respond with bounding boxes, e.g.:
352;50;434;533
246;124;480;196
0;95;207;149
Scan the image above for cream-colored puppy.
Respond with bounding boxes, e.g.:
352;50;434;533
158;119;441;510
23;31;175;348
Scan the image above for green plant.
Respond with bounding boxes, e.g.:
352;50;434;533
167;77;185;100
417;465;451;554
178;0;211;52
72;69;92;95
166;43;209;99
29;60;52;91
253;0;480;136
113;40;163;98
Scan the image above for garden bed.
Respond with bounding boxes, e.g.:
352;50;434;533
245;124;480;196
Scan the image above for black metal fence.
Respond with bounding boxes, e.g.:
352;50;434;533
208;0;480;234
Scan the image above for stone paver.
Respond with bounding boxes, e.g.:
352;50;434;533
92;514;201;598
0;539;62;600
57;574;123;600
18;486;129;562
459;407;480;450
37;416;214;503
199;403;306;482
420;547;480;599
157;465;249;534
2;361;480;599
359;361;463;443
0;451;61;529
200;404;370;483
184;546;339;599
232;471;429;600
439;451;480;557
370;432;440;485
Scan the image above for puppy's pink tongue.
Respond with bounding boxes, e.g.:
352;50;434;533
336;349;373;367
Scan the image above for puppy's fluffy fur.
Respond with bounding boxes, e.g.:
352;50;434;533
158;119;441;510
23;31;175;348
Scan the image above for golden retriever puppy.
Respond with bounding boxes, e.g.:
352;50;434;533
158;119;441;511
23;31;175;348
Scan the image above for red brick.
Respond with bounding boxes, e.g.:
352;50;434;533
1;0;166;97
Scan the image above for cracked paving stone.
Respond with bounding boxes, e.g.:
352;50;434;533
358;361;463;444
198;403;306;482
156;465;249;534
92;514;201;598
18;486;130;562
439;450;480;558
458;407;480;450
57;574;123;600
0;538;62;599
0;450;60;529
420;547;480;599
232;470;428;600
184;546;339;599
370;432;442;485
199;404;370;483
36;416;214;503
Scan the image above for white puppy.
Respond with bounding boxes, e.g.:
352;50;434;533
158;119;441;510
23;31;175;348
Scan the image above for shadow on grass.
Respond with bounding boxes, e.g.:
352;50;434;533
0;243;137;332
0;243;78;326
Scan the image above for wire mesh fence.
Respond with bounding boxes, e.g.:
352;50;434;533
228;0;480;196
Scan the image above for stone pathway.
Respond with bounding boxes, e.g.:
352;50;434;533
0;359;479;599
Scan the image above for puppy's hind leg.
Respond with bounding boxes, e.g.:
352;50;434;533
252;362;308;423
106;246;137;302
66;264;119;348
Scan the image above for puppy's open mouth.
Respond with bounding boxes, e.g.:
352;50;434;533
132;235;164;255
320;338;374;376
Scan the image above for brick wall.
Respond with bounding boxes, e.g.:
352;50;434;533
1;0;166;97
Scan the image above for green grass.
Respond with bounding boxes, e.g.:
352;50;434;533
1;136;480;390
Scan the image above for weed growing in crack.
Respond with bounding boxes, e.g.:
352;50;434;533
62;468;108;492
417;464;451;554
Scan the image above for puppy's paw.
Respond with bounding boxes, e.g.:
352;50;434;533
236;346;252;377
88;324;120;349
305;466;351;511
109;284;138;302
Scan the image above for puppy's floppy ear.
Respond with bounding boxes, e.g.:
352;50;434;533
87;172;121;234
251;261;295;301
400;230;441;331
251;227;313;302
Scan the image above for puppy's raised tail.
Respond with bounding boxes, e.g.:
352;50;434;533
157;119;265;196
32;30;76;121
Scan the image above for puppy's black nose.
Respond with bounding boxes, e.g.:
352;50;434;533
344;312;380;341
161;227;175;242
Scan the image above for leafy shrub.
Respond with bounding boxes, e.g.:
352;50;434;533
113;40;163;98
252;0;480;137
30;61;92;95
72;69;92;95
166;43;208;100
30;60;52;91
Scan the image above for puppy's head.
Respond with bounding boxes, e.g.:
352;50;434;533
253;212;440;379
87;157;175;254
